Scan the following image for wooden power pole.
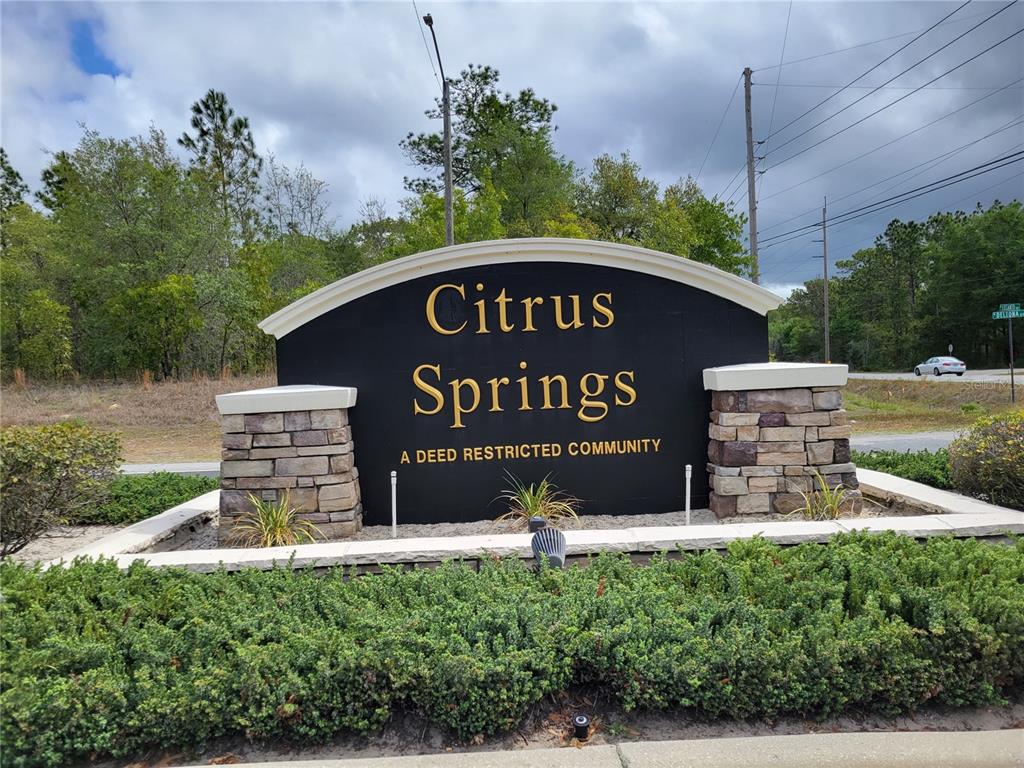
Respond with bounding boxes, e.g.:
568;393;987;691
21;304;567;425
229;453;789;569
821;196;830;363
743;67;760;285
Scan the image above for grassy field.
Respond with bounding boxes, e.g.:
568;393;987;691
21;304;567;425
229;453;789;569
1;373;1018;461
845;378;1020;433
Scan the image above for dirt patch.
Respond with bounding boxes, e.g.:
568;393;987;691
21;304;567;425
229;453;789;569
88;691;1024;767
7;525;124;564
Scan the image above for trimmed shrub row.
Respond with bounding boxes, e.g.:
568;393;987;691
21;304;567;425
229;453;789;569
2;534;1023;767
851;449;952;489
87;472;219;525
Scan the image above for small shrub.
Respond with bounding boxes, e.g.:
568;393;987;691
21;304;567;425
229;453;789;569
792;470;848;520
82;472;219;525
0;423;120;556
494;472;579;528
227;492;322;547
949;412;1024;510
852;449;952;489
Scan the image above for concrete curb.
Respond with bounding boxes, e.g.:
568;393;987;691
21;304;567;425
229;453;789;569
175;730;1024;767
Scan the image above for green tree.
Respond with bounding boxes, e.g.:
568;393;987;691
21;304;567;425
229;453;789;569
575;152;660;244
0;148;29;250
401;64;558;195
104;274;203;378
36;150;74;212
179;89;263;242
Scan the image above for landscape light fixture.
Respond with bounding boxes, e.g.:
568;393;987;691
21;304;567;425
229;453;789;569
421;12;454;247
530;526;566;569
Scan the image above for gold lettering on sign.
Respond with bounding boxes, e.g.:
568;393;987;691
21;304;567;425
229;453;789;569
425;284;467;335
415;282;640;429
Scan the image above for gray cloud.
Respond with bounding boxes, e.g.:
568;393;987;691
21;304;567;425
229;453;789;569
2;0;1021;286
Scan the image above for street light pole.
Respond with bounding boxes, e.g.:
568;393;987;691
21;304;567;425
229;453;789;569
423;13;454;247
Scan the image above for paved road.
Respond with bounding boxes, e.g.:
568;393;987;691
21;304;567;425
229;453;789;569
120;461;218;477
851;430;957;453
178;730;1024;768
850;368;1016;384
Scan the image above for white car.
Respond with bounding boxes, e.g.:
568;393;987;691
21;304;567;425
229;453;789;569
914;356;966;376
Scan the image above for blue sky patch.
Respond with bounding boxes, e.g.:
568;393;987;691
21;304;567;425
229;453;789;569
69;18;121;77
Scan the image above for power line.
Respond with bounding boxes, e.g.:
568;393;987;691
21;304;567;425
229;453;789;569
767;25;1024;171
764;82;1023;90
752;7;996;71
758;0;794;200
759;77;1023;204
763;0;974;143
759;113;1024;236
760;151;1024;247
716;160;747;200
697;75;742;182
411;0;442;89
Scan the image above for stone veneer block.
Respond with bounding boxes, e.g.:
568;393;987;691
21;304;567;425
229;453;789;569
253;432;291;448
785;411;832;426
818;425;853;440
223;432;253;450
812;390;842;410
221;460;274;478
713;475;748;496
222;414;245;433
807;440;835;465
758;412;786;427
245;413;284;433
759;426;806;442
721;441;757;466
736;493;770;514
709;424;737;441
746;388;813;413
756;440;804;453
277;456;329;476
292;429;328;446
284;411;312;431
757;451;807;466
715;412;761;426
736;425;760;442
310;409;346;429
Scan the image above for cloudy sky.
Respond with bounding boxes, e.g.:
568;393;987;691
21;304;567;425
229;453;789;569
3;0;1022;294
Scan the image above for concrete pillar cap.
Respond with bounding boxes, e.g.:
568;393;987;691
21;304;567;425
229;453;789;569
216;385;357;415
703;362;848;391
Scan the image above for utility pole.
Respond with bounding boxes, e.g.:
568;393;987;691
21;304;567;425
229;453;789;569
423;13;454;246
743;67;759;285
821;196;830;363
813;196;831;363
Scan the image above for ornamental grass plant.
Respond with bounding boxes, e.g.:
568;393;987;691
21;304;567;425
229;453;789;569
493;471;580;528
2;534;1022;767
226;492;322;547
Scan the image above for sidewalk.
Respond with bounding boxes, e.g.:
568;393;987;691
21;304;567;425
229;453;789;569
180;730;1023;768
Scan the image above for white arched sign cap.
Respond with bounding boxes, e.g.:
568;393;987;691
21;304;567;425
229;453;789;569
258;238;784;339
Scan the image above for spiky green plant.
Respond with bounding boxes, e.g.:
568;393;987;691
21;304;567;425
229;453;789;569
494;471;580;529
793;469;849;520
227;492;322;548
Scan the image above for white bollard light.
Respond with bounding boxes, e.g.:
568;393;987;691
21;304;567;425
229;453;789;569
390;470;398;538
685;464;692;526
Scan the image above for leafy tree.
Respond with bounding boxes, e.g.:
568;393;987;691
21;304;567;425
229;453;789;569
0;148;29;250
104;274;203;378
659;179;751;275
36;150;74;212
13;289;74;379
262;155;333;239
179;89;263;242
401;64;558;195
575;152;660;244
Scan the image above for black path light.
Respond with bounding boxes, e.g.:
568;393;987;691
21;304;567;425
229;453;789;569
530;526;566;569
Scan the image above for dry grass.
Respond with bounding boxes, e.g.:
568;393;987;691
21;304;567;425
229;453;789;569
846;379;1020;433
1;372;274;462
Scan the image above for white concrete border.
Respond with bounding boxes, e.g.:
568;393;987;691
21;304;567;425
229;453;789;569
216;384;357;415
57;490;220;561
703;362;848;391
258;238;784;338
51;470;1024;573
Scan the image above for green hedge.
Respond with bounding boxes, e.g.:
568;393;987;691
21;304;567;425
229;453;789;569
3;535;1023;767
851;449;953;489
82;472;219;525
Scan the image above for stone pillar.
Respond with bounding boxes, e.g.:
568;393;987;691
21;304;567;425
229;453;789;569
215;385;362;542
702;363;860;517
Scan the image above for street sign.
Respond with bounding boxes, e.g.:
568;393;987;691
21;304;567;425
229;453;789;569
992;304;1019;404
999;303;1020;311
992;309;1024;319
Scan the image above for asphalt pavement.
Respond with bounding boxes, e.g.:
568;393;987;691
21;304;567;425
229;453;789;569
850;430;957;453
849;368;1017;384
